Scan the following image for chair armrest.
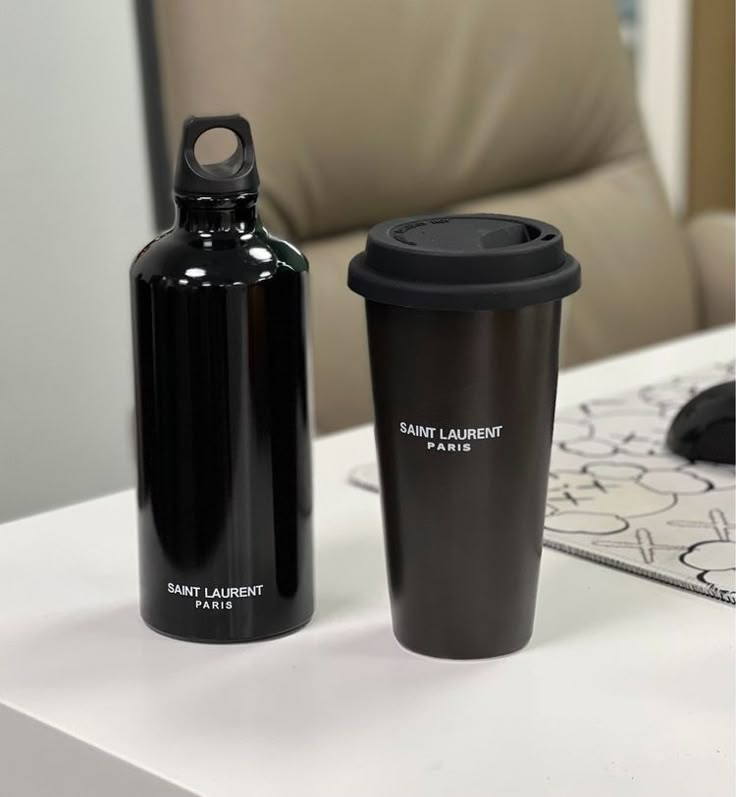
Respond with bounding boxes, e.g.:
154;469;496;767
685;211;735;327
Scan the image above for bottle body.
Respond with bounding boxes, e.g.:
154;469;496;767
131;211;313;642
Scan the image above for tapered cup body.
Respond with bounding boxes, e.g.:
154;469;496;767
366;300;561;658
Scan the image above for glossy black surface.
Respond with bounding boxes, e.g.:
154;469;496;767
131;196;312;642
366;301;561;659
667;381;735;465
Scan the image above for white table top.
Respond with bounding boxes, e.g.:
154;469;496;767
0;327;734;797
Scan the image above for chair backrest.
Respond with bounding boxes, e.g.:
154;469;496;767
154;0;698;432
155;0;644;239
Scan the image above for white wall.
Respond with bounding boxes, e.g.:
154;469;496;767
0;1;153;521
636;0;692;217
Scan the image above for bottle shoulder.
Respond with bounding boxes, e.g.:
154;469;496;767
260;225;309;272
131;227;308;286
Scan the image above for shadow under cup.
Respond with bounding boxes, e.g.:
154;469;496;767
348;214;581;659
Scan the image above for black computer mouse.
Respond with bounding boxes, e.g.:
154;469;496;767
666;380;735;465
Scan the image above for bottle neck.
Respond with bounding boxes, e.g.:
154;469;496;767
175;194;258;233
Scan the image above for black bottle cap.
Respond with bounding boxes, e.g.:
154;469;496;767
348;214;581;311
174;115;260;197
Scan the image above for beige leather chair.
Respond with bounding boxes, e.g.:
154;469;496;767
153;0;734;433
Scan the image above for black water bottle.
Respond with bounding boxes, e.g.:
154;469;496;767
131;115;313;642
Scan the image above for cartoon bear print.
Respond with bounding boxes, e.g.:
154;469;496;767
555;363;734;466
639;378;700;417
554;414;679;469
545;462;713;535
681;539;735;592
639;363;734;416
675;509;735;593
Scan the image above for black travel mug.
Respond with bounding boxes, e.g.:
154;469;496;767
131;115;313;642
348;214;580;659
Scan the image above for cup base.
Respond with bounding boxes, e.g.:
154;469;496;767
392;626;534;661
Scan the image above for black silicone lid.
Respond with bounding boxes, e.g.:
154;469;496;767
348;214;581;311
174;115;260;197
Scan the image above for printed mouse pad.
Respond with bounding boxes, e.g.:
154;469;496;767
349;361;736;604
